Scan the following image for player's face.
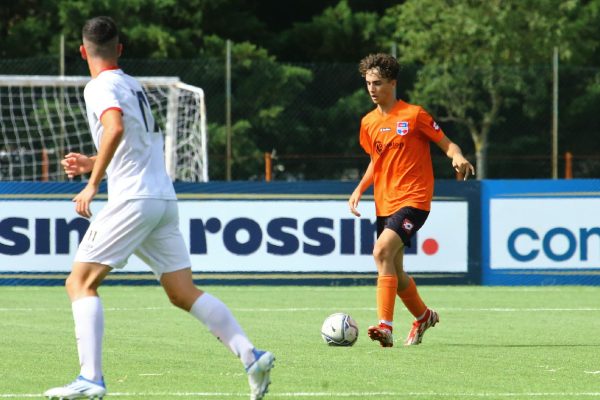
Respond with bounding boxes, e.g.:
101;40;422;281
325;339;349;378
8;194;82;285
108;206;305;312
365;69;396;106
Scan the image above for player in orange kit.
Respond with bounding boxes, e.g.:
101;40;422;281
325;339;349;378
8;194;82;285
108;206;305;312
348;53;475;347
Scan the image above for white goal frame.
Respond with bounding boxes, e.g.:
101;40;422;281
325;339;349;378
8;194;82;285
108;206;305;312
0;75;208;182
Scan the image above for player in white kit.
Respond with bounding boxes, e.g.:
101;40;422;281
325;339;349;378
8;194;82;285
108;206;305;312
44;16;274;400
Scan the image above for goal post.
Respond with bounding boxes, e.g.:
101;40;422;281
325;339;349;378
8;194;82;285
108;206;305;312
0;75;208;182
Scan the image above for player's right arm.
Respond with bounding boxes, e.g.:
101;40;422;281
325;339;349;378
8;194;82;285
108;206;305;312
72;109;124;218
62;153;97;179
349;160;374;217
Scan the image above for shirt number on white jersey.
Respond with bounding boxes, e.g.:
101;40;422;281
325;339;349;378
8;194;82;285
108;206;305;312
133;90;157;133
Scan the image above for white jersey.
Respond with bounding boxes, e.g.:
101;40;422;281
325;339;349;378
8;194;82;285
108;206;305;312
83;68;177;201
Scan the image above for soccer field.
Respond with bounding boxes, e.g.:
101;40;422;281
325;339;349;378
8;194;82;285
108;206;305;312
1;285;599;399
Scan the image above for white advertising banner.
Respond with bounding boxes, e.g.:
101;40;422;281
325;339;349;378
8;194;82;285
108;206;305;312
0;200;468;272
490;198;600;269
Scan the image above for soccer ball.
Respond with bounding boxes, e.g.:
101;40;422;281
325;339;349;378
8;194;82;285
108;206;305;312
320;313;359;346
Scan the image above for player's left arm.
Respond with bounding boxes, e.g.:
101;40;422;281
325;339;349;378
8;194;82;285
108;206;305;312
435;135;476;180
62;153;96;178
73;109;124;217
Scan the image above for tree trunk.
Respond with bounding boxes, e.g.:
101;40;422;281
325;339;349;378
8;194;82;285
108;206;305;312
476;145;487;179
470;128;487;179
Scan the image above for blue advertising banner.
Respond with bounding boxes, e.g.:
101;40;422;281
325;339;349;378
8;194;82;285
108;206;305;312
482;179;600;285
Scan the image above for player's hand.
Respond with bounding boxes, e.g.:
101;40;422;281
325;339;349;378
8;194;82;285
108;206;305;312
62;152;94;179
452;155;476;180
348;190;362;217
72;183;98;218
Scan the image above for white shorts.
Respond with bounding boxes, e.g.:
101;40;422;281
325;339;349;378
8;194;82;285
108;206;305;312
75;199;191;277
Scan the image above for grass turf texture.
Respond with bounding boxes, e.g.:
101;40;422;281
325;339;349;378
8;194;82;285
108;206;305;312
1;285;599;399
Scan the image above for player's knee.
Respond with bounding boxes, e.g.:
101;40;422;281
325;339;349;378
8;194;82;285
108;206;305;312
65;274;92;299
372;243;393;263
64;274;77;295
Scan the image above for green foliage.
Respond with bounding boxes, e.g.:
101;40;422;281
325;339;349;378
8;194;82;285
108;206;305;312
272;0;381;62
0;0;56;57
1;0;600;179
0;0;270;59
381;0;593;178
57;0;208;58
201;36;315;179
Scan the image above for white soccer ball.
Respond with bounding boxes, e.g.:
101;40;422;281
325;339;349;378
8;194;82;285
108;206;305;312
320;312;359;346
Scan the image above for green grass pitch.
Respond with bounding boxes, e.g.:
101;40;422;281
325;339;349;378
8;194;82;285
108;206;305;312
1;285;599;399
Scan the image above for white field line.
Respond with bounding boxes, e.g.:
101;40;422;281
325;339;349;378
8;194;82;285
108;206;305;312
1;306;600;312
3;391;600;398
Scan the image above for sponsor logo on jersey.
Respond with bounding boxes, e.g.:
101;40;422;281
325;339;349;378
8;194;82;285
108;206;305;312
379;127;392;132
375;140;404;155
432;121;440;131
396;121;409;136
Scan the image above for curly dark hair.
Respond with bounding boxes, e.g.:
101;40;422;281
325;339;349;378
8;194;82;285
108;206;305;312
358;53;399;81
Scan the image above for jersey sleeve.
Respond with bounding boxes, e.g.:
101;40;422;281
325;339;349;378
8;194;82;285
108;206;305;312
358;119;372;155
416;107;444;143
84;79;122;121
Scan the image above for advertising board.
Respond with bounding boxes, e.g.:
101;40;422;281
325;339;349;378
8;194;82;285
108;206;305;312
490;198;600;270
0;200;468;273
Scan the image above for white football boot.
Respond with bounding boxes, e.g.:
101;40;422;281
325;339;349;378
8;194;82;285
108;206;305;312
404;308;440;346
246;349;275;400
367;324;394;347
44;375;106;399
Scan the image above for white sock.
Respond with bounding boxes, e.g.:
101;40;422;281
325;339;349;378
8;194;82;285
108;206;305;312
379;319;393;328
189;293;255;368
72;296;104;382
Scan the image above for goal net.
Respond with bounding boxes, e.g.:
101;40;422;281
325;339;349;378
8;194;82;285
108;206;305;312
0;75;208;182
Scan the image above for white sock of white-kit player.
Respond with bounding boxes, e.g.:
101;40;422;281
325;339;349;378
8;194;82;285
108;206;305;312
189;293;256;367
72;296;104;382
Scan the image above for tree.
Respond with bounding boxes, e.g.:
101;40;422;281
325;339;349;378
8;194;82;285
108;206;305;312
0;0;272;59
271;0;380;62
0;0;59;58
382;0;584;178
201;36;314;179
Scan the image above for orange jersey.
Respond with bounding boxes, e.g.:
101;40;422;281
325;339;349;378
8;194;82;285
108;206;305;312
359;100;444;216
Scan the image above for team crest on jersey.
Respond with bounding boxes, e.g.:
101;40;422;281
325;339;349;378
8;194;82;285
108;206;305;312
396;121;409;136
432;120;440;131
